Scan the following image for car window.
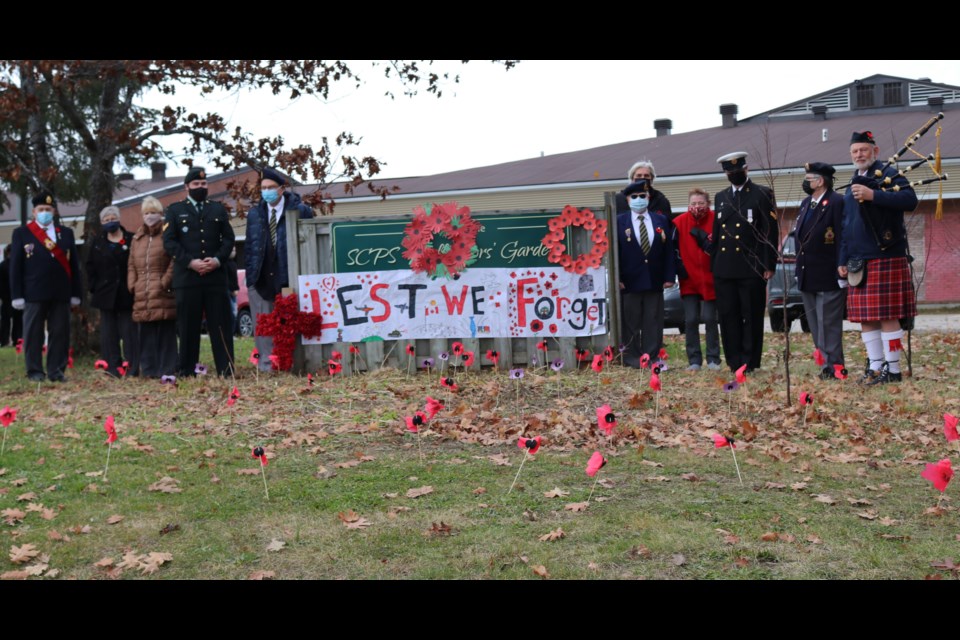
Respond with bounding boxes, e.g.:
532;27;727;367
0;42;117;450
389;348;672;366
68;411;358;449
781;233;796;258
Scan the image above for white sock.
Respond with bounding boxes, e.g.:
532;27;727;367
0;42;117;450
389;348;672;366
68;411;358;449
881;329;904;374
862;330;883;371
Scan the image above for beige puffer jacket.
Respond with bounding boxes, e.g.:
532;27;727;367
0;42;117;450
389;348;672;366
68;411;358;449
128;222;176;322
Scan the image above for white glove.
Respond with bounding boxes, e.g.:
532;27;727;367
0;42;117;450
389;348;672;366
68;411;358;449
11;299;24;310
837;279;848;289
70;297;81;307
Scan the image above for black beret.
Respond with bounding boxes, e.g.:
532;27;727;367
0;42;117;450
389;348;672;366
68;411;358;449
850;131;876;145
623;180;651;197
804;162;836;178
259;167;286;186
184;166;207;184
31;191;56;208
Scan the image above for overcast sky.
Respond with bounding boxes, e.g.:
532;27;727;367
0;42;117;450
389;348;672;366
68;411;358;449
135;60;960;182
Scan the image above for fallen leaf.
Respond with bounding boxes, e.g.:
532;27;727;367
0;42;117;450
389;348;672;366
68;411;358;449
106;515;124;525
334;459;362;469
388;506;411;516
760;532;779;542
43;568;60;578
671;553;686;566
0;571;29;580
791;482;808;491
598;478;615;488
543;487;570;498
16;492;37;502
924;506;946;517
426;521;453;536
210;474;220;484
266;539;286;552
644;476;671;482
344;517;373;530
879;534;910;541
11;478;27;486
249;570;275;580
472;487;487;495
764;482;786;490
94;557;115;568
47;530;63;542
779;533;796;543
405;486;434;499
806;534;823;544
640;460;663;468
681;473;700;482
85;471;103;478
856;510;879;520
24;562;47;576
44;485;57;493
488;454;511;466
531;564;549;579
236;468;261;476
39;508;56;521
587;562;600;571
523;510;538;521
847;498;873;506
9;543;40;564
812;494;837;505
564;502;589;512
734;557;750;568
2;508;26;524
879;517;900;527
139;551;173;575
147;477;181;493
202;449;217;458
627;545;652;559
538;527;565;542
70;525;91;535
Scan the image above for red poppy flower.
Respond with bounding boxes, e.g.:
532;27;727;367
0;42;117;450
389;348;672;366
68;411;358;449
547;253;562;265
537;341;548;353
658;348;669;361
328;360;342;376
14;339;22;355
589;244;605;258
517;436;541;455
799;392;813;405
575;348;591;362
425;396;444;419
833;364;848;380
349;345;360;355
602;346;615;362
485;350;500;365
591;231;606;245
104;415;117;444
331;350;343;361
591;354;604;373
440;376;458;391
594;219;608;234
586;451;607;477
94;360;108;370
452;342;465;356
307;373;314;386
813;349;825;367
462;350;475;367
406;344;416;356
249;349;260;365
649;372;661;392
67;356;73;369
586;255;602;269
596;404;616;435
640;354;650;369
548;218;563;232
921;458;953;492
944;413;959;442
549;323;558;334
712;433;736;449
583;218;597;231
227;387;240;407
269;354;280;370
0;406;17;428
252;446;268;467
530;319;544;332
559;255;572;268
574;260;587;275
735;364;747;384
117;366;127;377
405;411;428;433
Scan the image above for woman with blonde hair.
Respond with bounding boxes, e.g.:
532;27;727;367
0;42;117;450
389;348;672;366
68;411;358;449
128;196;177;377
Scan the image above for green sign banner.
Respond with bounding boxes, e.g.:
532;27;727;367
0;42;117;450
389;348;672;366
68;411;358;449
331;212;570;273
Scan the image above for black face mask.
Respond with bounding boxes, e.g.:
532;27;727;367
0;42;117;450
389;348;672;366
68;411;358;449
727;171;747;187
102;221;121;233
189;187;208;202
801;180;815;196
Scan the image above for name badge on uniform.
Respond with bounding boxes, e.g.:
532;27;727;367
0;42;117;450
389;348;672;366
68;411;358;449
747;209;754;223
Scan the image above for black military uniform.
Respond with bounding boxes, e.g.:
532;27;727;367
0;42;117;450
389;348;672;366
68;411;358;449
162;167;235;376
711;152;779;372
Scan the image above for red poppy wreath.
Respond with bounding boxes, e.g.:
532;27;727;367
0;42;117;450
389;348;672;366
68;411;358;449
541;205;609;275
402;201;481;279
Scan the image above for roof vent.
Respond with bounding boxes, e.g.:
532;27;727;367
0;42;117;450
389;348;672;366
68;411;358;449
654;119;672;137
720;104;738;128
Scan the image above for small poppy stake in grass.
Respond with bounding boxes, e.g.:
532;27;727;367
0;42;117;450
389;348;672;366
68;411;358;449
712;433;743;485
650;366;663;419
0;406;17;457
508;436;541;494
405;410;428;463
585;451;607;502
944;413;959;455
103;415;118;482
509;368;524;416
722;380;739;419
485;349;500;373
575;348;590;371
799;392;813;428
921;458;953;509
591;354;605;390
405;344;416;377
349;344;367;374
227;387;241;407
813;348;826;367
253;446;270;500
423;357;435;377
596;405;616;437
551;358;564;400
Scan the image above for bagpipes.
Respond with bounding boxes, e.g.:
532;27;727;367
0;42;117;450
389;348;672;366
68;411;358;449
843;112;949;217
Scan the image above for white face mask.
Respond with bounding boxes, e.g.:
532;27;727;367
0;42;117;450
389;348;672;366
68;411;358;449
628;197;649;213
144;213;163;227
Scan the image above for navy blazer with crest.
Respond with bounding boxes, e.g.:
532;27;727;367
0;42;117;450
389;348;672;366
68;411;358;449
617;209;676;293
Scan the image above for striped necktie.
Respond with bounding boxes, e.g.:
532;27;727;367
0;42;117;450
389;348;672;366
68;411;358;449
269;208;278;247
637;214;650;255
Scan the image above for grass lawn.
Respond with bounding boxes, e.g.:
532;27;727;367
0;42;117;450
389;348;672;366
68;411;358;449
1;331;958;580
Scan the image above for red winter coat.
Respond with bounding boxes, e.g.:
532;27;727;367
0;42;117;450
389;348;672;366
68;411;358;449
672;209;716;300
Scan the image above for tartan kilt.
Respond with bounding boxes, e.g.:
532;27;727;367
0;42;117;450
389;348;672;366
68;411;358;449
846;256;917;322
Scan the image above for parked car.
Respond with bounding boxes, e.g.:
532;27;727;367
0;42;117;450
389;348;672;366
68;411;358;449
236;269;253;337
767;232;810;333
663;280;685;334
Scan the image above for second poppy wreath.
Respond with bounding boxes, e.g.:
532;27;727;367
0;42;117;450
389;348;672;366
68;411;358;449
401;201;481;280
541;205;609;275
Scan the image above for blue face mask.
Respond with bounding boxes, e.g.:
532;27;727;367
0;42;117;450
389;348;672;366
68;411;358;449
36;211;54;226
261;189;280;204
103;221;121;233
628;197;649;213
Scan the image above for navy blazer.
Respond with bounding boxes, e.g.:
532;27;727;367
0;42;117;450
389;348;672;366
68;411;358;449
9;223;83;303
617;210;676;293
795;190;844;292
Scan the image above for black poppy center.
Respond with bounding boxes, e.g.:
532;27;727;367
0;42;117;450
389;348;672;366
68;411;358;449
604;413;616;423
253;446;265;457
525;439;537;449
413;415;424;426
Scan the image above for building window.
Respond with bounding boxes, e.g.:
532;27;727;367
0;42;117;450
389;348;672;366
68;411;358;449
857;84;875;108
883;82;903;106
